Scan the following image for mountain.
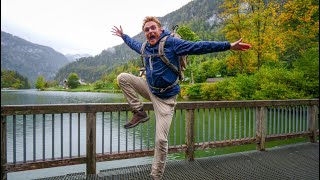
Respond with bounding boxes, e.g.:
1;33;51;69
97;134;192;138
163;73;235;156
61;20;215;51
65;53;92;62
54;0;224;83
1;31;69;86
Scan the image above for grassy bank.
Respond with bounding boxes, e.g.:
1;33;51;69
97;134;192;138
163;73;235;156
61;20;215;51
44;84;122;93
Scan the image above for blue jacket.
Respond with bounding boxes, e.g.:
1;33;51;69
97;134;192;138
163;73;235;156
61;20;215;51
122;30;231;99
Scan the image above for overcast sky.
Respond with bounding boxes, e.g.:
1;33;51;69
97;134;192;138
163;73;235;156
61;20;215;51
1;0;192;56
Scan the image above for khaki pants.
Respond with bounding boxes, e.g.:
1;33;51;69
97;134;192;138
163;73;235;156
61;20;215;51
117;73;177;179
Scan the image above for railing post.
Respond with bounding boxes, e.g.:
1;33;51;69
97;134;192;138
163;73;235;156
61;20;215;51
185;109;195;161
308;105;317;143
256;107;266;151
1;116;7;180
86;112;96;175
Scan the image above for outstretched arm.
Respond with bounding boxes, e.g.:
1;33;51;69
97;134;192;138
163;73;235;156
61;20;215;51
111;25;142;54
230;38;252;51
111;25;124;37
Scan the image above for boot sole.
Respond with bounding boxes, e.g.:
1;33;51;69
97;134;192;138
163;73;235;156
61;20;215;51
124;116;150;129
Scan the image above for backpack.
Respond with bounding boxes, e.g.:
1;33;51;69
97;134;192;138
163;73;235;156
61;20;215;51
139;25;187;81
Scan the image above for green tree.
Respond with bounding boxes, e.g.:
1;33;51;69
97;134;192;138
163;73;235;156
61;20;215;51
292;46;319;98
1;70;31;89
67;73;80;89
35;76;45;90
220;0;250;74
177;25;201;84
220;0;283;72
45;80;59;88
278;0;319;65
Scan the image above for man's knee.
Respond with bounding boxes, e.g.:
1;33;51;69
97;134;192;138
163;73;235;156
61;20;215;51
117;73;129;84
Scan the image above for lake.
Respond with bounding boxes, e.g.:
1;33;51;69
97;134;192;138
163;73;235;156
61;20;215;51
1;89;127;105
1;89;155;179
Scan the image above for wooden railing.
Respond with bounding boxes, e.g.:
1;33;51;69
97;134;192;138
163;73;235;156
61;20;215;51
1;99;319;179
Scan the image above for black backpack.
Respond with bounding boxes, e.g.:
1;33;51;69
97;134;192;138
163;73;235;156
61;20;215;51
139;25;187;81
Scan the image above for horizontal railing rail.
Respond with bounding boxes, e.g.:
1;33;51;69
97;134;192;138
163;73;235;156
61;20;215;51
1;99;319;179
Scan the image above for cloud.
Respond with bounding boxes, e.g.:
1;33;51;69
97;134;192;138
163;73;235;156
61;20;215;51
1;0;192;56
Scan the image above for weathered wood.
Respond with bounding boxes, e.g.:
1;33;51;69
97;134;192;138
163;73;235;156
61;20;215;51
86;112;96;175
1;99;319;177
175;99;319;110
256;107;266;151
185;109;195;161
266;132;312;141
1;116;7;180
96;147;185;162
4;157;86;172
1;103;133;115
195;138;256;150
2;99;318;115
308;105;318;143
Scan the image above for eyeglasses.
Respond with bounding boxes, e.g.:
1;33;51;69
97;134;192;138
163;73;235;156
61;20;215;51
144;25;157;33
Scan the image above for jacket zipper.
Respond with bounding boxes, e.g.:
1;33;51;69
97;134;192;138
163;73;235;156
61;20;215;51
149;56;153;71
150;49;155;86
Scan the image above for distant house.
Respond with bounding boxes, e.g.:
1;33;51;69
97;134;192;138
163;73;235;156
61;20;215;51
62;79;87;89
206;77;224;83
63;80;68;89
79;79;87;85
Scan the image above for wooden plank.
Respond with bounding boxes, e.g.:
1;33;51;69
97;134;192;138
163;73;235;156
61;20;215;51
2;99;318;115
86;112;96;175
256;107;266;151
1;116;7;180
308;105;318;143
1;103;132;115
4;157;86;172
175;99;319;110
185;109;195;161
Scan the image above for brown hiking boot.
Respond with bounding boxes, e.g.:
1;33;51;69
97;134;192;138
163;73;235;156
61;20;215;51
124;110;149;129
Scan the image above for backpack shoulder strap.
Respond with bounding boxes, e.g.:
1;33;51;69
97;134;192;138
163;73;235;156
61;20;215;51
158;35;179;74
140;41;148;66
141;41;148;55
139;41;148;77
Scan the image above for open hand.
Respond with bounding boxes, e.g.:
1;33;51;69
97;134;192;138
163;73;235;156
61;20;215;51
111;25;124;37
230;38;252;51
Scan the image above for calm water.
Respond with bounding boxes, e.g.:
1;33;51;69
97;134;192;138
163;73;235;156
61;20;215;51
1;89;154;180
1;89;127;105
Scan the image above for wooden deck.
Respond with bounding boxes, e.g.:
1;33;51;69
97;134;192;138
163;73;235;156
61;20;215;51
36;142;319;180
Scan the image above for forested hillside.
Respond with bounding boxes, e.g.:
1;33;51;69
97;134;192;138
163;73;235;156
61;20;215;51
1;70;31;89
54;0;225;83
1;31;69;86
